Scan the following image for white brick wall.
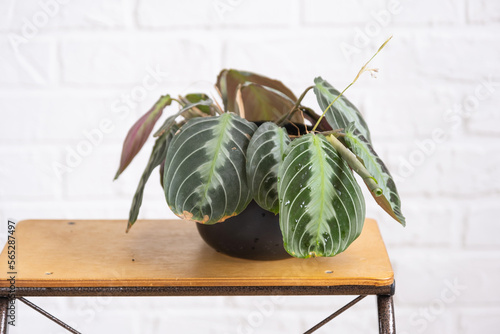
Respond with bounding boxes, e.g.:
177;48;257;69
1;0;499;333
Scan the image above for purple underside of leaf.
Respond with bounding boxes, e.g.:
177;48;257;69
114;95;171;179
216;69;297;114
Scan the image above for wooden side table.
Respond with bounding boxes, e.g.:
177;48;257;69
0;218;395;333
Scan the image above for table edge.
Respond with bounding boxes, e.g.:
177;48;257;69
0;282;396;297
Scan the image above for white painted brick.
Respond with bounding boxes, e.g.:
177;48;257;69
58;309;139;334
392;250;500;305
460;309;500;334
396;305;457;334
364;85;462;140
300;308;378;333
0;0;48;31
0;88;185;143
301;0;388;25
149;307;305;334
414;30;500;82
0;146;63;200
137;0;294;28
223;30;355;86
59;141;176;222
9;302;65;333
468;0;500;23
377;199;461;248
466;88;500;136
393;0;465;24
56;143;122;199
49;0;135;29
11;299;145;333
380;143;450;196
86;296;226;312
60;37;214;85
0;0;134;31
351;29;500;87
225;28;500;92
0;94;128;141
0;37;55;85
383;142;500;197
224;294;373;311
218;0;296;27
139;199;181;220
0;200;133;223
63;144;166;200
464;201;500;248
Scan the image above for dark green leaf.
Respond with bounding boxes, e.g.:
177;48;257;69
313;77;371;142
343;123;406;226
126;124;179;232
246;122;291;214
164;113;257;224
278;134;366;258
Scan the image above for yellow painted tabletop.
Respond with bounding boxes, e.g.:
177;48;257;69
0;218;393;288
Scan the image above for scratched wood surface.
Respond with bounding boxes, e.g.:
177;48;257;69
0;219;393;288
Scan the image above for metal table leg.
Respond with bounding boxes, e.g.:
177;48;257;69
377;295;395;334
0;297;9;334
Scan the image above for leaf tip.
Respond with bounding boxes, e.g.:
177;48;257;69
153;128;164;137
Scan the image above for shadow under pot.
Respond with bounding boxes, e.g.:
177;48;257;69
195;201;291;261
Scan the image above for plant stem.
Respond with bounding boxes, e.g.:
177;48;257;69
319;129;344;137
311;83;352;133
325;134;382;197
171;98;184;106
276;85;314;126
311;36;393;133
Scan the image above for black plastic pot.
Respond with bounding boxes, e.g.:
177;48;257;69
196;201;291;261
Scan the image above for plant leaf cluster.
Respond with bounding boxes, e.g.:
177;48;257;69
115;39;405;258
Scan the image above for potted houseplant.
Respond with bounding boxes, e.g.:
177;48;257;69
114;38;405;260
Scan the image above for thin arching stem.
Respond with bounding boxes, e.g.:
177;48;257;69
276;85;314;126
311;36;392;133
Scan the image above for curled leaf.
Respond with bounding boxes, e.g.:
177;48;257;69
313;77;371;142
153;98;213;138
179;93;214;119
126;124;179;232
115;95;172;179
216;69;298;121
246;122;291;213
343;123;406;226
235;83;302;123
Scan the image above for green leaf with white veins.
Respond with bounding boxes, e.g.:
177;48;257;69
278;134;366;258
313;77;372;142
246;122;291;214
343;123;406;226
163;113;257;224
